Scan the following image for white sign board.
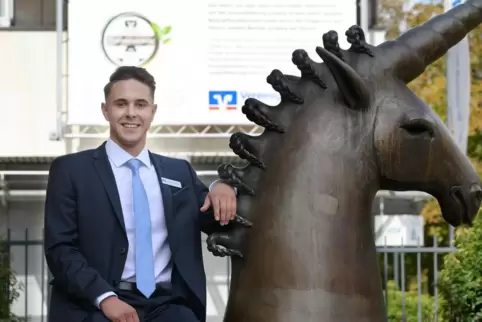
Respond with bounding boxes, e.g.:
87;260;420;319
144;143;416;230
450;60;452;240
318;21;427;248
374;215;424;247
67;0;357;125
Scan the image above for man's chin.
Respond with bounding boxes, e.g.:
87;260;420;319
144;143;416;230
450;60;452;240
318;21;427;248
114;132;145;148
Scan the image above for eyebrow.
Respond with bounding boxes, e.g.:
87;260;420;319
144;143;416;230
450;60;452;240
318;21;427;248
113;98;149;104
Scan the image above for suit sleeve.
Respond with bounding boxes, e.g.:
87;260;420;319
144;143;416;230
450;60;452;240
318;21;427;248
44;157;113;305
183;160;228;235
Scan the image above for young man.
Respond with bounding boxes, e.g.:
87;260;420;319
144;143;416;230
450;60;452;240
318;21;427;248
44;66;237;322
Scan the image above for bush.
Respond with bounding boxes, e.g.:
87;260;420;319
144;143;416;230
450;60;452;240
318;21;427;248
0;240;23;322
385;280;435;321
438;211;482;322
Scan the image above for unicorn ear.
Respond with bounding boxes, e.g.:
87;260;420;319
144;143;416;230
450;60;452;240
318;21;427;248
316;46;370;110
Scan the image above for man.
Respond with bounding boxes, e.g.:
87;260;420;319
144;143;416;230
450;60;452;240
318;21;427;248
44;66;237;322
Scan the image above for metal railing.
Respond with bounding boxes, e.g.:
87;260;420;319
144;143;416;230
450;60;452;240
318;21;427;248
1;229;456;322
377;237;456;322
4;230;50;322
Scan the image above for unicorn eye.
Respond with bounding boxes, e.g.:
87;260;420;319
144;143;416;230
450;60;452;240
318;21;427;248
400;118;434;138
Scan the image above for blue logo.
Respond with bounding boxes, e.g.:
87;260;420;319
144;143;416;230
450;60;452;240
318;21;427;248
452;0;461;6
209;91;237;110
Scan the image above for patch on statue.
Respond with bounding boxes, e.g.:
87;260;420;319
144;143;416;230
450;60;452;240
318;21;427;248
318;193;339;215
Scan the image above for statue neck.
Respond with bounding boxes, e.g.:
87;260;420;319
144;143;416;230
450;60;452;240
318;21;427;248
228;131;385;320
225;103;386;321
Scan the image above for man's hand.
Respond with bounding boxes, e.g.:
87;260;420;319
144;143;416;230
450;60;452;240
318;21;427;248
100;296;139;322
200;182;236;225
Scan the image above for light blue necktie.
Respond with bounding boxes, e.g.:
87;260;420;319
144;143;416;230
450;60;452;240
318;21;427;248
126;159;156;298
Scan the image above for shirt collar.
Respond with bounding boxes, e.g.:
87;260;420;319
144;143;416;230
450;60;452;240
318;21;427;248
105;138;152;169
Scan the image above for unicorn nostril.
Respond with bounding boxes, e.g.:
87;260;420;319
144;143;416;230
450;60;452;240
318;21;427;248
469;184;482;204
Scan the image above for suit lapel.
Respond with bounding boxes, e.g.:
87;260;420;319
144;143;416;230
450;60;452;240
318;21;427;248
149;152;177;252
92;142;126;234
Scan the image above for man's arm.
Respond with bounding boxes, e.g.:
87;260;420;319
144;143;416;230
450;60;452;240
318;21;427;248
183;160;235;235
44;157;114;306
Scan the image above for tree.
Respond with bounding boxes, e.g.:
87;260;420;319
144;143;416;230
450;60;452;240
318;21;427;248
377;0;406;40
438;210;482;321
377;0;482;304
385;281;435;322
0;240;23;322
378;0;482;243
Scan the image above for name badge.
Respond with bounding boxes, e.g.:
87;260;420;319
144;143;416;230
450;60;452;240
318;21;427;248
161;177;182;188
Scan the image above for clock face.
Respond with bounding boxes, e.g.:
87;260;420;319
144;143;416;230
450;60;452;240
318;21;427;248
101;13;158;67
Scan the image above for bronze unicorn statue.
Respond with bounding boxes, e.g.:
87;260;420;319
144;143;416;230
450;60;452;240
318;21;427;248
206;1;482;321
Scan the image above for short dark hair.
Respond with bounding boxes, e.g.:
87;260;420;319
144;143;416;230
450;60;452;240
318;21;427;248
103;66;156;99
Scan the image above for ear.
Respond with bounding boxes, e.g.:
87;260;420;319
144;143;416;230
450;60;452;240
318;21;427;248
315;46;370;110
152;104;158;118
101;103;109;121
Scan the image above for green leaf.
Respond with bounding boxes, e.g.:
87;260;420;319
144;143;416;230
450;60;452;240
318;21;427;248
438;210;482;321
163;38;171;44
162;25;172;35
151;22;162;41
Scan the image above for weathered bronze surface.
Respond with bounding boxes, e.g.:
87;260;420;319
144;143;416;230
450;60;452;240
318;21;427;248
207;1;482;321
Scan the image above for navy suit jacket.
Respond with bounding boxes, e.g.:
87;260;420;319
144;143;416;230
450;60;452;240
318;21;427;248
44;143;222;322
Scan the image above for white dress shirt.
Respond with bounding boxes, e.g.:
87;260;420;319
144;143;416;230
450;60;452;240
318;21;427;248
94;139;223;307
95;138;173;306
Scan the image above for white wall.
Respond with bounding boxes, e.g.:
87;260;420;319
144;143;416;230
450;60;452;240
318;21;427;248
76;137;234;155
0;31;240;157
0;32;66;157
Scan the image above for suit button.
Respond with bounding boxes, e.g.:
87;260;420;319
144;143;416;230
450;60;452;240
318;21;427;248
120;248;127;255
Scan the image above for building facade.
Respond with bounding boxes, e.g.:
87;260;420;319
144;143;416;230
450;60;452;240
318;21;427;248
0;0;429;321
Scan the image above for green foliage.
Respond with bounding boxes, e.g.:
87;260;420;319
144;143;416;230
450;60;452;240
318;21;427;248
467;129;482;162
380;0;482;228
385;280;435;322
438;211;482;322
377;0;482;319
0;241;23;322
151;23;172;44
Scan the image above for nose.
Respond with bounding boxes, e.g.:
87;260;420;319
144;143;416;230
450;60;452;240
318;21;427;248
469;184;482;206
126;104;136;117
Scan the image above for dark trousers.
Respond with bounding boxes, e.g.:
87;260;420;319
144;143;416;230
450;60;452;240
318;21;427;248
85;286;199;322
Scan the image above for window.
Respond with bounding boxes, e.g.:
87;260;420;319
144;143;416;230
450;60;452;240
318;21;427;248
0;0;67;30
0;0;14;27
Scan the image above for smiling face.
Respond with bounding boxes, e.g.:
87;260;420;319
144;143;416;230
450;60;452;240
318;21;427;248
102;78;157;156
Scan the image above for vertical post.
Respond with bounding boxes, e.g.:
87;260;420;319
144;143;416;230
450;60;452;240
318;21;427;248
6;229;11;316
226;258;230;293
383;237;388;318
41;247;45;322
444;0;471;245
400;239;406;322
449;223;455;246
358;0;369;32
24;229;28;319
47;271;53;320
54;0;64;141
44;227;51;321
416;240;422;321
393;251;399;288
433;236;439;321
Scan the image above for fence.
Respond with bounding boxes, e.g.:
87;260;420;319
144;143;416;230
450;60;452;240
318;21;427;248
2;230;457;322
4;230;49;322
377;237;456;322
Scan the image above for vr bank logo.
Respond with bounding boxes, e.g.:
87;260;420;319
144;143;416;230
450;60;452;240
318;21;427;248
209;91;237;110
